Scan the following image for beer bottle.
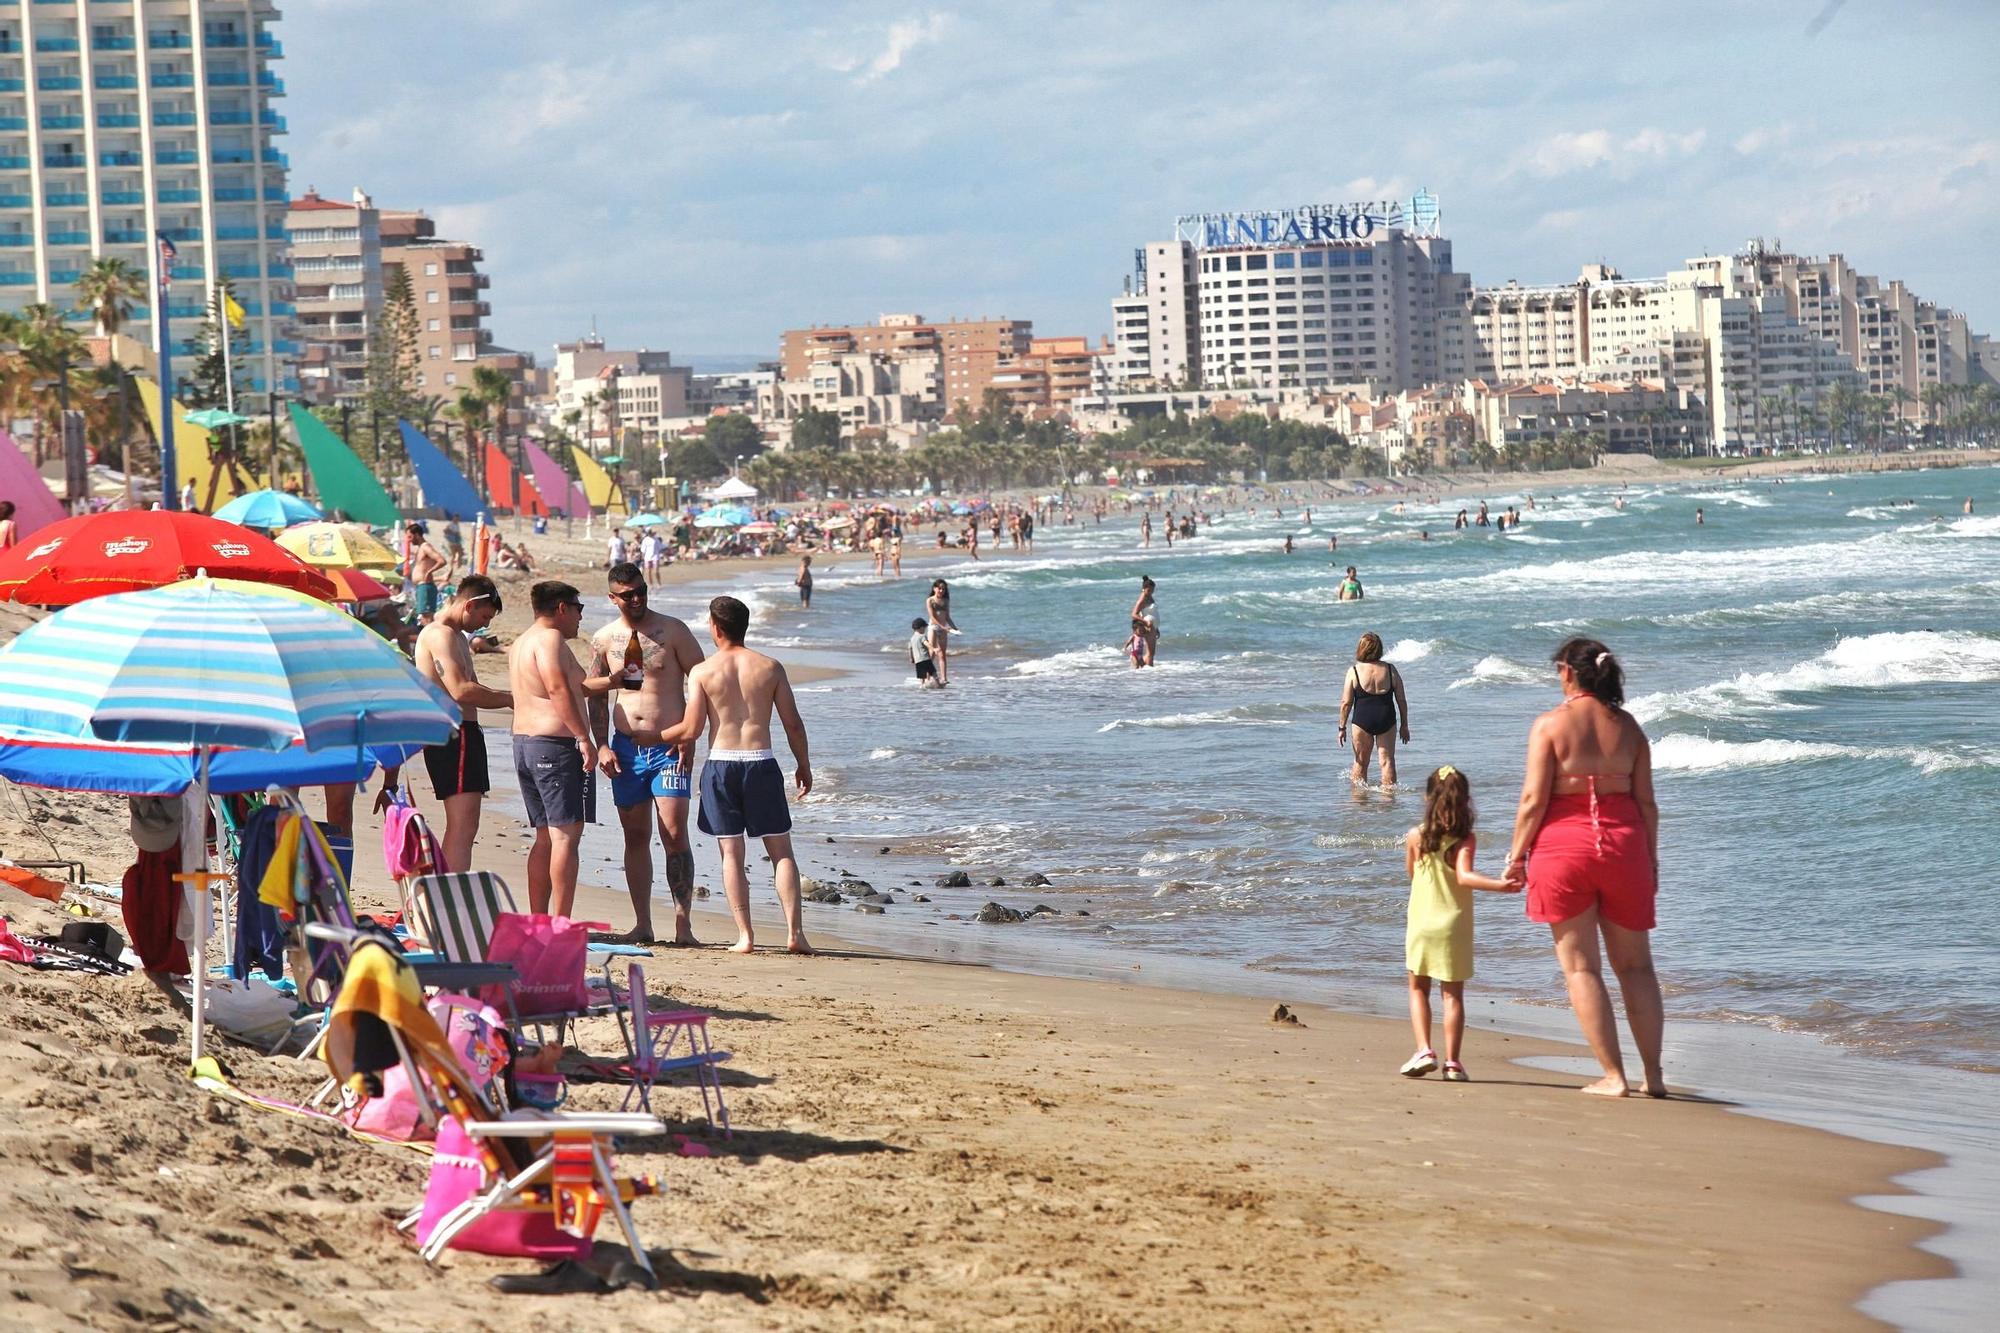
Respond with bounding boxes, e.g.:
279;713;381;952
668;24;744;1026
621;630;644;690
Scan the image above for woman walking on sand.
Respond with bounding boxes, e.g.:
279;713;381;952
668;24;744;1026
1502;638;1665;1099
1337;632;1409;784
926;579;960;685
1130;575;1160;667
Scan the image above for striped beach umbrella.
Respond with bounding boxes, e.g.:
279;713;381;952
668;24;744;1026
0;576;459;753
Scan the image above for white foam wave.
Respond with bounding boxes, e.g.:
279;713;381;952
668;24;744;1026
1650;734;1995;776
1384;638;1440;663
1847;505;1906;521
1502;532;1562;544
1096;710;1290;733
1008;644;1127;677
1447;655;1546;690
1949;514;2000;538
1688;490;1772;507
1629;630;2000;723
867;747;899;760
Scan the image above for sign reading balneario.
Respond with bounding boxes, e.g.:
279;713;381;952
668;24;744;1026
1177;190;1441;247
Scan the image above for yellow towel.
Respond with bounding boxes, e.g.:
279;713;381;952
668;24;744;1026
256;815;302;913
323;939;461;1089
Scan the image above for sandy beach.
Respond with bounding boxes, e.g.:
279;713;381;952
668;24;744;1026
0;528;1963;1331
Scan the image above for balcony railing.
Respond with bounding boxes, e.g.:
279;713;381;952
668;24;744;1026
153;111;196;126
0;273;31;285
101;189;143;204
95;74;138;90
43;191;85;206
260;112;285;132
36;76;80;91
96;113;140;128
103;228;145;244
41;153;86;169
93;36;137;52
156;188;199;202
0;157;29;170
0;80;20;93
0;236;31;247
208;109;251;126
215;225;259;240
154;150;197;165
95;149;143;165
39;114;84;129
45;230;89;245
148;33;193;49
0;117;24;131
211;148;251;164
34;38;82;53
212;186;257;201
152;72;194;88
206;70;249;86
0;194;26;208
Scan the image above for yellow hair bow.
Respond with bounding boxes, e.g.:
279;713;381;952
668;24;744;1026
1435;764;1458;779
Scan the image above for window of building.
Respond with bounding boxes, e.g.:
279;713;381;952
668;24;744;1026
425;290;438;304
1274;252;1294;269
1246;255;1267;270
426;318;439;331
1329;252;1350;267
424;262;438;276
427;345;440;359
444;372;457;386
1225;256;1241;271
1302;251;1323;268
1355;251;1373;265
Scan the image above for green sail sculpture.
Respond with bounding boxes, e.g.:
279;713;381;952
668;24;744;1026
288;403;399;526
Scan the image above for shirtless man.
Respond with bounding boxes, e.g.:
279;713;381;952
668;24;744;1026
585;562;705;945
508;581;598;916
407;523;447;624
637;596;812;955
415;575;513;871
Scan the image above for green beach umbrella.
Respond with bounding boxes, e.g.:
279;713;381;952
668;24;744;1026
185;407;254;430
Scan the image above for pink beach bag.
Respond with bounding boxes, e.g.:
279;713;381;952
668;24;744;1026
343;995;510;1141
479;913;596;1018
414;1116;591;1261
381;799;442;880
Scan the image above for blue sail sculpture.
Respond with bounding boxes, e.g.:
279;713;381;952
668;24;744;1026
397;420;485;519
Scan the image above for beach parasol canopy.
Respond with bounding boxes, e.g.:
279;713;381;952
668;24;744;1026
184;407;254;430
277;521;402;570
691;511;738;529
0;577;459;753
703;476;758;502
0;732;411;798
949;502;972;516
0;509;336;606
821;516;856;530
738;521;778;535
627;512;667;528
213;488;324;530
319;566;394;603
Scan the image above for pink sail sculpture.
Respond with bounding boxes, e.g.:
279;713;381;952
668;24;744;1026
0;430;71;538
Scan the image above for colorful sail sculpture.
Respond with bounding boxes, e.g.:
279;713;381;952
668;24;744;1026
523;438;578;517
482;440;517;512
287;403;399;526
517;474;550;517
0;429;68;536
397;421;483;520
136;377;253;510
569;445;626;515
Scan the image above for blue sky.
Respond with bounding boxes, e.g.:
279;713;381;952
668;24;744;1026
284;0;1999;366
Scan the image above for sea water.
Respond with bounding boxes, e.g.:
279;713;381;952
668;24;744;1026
739;468;2000;1078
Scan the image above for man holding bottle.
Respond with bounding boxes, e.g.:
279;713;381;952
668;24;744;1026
586;562;707;944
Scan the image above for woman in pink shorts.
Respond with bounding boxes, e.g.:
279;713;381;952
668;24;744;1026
1503;638;1665;1099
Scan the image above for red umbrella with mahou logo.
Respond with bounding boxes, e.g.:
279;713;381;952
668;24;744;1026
0;510;337;606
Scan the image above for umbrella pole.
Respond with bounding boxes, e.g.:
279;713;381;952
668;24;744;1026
187;746;211;1067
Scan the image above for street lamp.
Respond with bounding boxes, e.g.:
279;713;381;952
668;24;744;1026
734;452;743;478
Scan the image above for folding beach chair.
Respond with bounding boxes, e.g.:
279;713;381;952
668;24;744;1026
572;964;731;1134
407;871;644;1048
317;931;663;1279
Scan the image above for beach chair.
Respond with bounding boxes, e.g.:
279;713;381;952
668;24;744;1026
316;930;663;1279
407;870;645;1048
572;964;731;1133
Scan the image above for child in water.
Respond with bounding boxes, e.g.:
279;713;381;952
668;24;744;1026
1400;765;1518;1081
1125;617;1147;669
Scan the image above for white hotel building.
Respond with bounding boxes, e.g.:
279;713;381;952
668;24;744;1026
0;0;293;396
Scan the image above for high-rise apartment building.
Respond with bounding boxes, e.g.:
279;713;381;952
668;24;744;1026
548;334;692;447
286;186;377;406
0;0;294;395
1106;193;1464;394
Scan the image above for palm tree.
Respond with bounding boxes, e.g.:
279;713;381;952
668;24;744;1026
73;257;146;344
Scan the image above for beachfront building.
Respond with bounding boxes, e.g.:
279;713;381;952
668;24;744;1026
0;0;294;395
1103;192;1468;395
549;334;692;451
986;335;1112;417
757;348;941;448
688;367;774;415
780;312;1032;416
286;186;377;406
1462;377;1710;457
379;205;532;433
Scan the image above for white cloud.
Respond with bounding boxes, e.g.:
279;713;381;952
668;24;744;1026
838;13;949;83
1521;127;1706;177
1733;125;1794;156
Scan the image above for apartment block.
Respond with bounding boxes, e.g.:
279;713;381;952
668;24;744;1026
988;335;1111;415
549;334;690;447
780;312;1031;414
0;0;294;394
1462;377;1709;456
286;185;377;405
758;349;939;446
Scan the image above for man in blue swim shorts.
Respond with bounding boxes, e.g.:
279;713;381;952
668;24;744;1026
586;562;707;944
637;594;814;955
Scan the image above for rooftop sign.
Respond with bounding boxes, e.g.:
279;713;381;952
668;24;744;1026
1177;189;1441;248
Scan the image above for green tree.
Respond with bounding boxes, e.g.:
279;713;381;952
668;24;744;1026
365;264;420;422
702;411;765;464
73;257;145;342
667;436;724;482
791;407;842;452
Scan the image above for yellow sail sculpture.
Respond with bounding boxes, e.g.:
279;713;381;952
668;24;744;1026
135;377;259;509
569;445;627;515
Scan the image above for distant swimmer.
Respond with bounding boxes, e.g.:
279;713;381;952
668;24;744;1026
1327;534;1338;554
1420;530;1431;541
1967;498;1976;515
1614;497;1626;511
1454;509;1468;530
1283;535;1295;554
1338;565;1365;601
1696;507;1705;525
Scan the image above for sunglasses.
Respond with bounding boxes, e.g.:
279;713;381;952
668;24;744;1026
610;588;647;602
561;599;584;612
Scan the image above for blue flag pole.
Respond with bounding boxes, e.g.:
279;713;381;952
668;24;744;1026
155;232;178;510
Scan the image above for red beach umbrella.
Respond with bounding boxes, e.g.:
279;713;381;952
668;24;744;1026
0;509;337;606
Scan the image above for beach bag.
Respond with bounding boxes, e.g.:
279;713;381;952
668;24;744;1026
414;1116;591;1260
480;913;594;1018
381;796;441;881
345;993;510;1141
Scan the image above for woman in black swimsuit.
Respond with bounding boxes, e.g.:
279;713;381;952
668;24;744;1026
1338;631;1411;785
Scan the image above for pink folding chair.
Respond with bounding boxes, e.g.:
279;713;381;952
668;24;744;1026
593;964;731;1135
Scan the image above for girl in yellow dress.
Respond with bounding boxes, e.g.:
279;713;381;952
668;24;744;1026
1401;765;1519;1081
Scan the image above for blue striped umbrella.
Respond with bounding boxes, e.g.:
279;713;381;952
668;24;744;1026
0;576;459;753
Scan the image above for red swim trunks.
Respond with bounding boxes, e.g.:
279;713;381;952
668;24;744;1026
1525;787;1655;930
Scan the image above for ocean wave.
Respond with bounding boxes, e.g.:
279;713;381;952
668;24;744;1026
1008;644;1128;677
867;747;899;760
1446;655;1547;690
1650;733;1995;775
1501;532;1562;544
1096;709;1291;733
1688;490;1772;507
1629;630;2000;723
1384;637;1440;663
1847;505;1910;521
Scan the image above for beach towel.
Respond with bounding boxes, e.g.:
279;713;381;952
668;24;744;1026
122;844;188;975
